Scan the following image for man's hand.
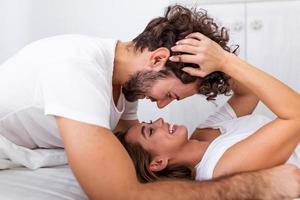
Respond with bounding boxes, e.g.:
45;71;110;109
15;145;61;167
259;164;300;200
214;164;300;200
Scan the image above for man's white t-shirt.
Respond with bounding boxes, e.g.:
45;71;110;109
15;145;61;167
0;35;137;149
195;103;300;181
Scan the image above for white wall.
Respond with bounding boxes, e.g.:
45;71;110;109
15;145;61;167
0;0;169;63
0;0;32;62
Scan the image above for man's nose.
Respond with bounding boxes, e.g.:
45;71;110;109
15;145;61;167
156;98;173;109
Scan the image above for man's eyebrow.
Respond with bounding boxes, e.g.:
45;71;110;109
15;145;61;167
141;125;146;139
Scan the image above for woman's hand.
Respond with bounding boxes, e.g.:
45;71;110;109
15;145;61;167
169;32;231;77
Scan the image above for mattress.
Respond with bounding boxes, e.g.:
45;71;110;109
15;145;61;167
0;165;87;200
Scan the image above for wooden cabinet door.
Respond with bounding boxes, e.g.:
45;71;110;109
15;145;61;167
247;1;300;118
201;3;246;59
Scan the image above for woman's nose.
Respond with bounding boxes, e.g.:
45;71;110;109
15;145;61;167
154;118;164;126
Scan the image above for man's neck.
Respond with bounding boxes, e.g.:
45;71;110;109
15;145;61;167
113;41;141;86
113;41;150;86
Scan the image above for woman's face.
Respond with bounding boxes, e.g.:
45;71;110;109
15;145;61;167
125;118;189;158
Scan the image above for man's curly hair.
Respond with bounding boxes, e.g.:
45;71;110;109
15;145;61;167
132;5;237;100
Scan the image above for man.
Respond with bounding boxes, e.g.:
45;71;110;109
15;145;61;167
0;4;299;200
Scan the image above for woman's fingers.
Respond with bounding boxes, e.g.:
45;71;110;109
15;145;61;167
182;67;208;77
185;32;207;41
171;44;200;55
170;32;228;74
176;38;201;47
169;54;201;64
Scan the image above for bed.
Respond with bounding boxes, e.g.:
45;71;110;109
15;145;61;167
0;134;87;200
0;165;87;200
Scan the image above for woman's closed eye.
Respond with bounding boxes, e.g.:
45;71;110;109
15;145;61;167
149;127;154;136
148;120;154;137
148;120;154;136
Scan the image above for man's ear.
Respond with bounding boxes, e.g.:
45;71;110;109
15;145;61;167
148;47;170;70
149;156;169;172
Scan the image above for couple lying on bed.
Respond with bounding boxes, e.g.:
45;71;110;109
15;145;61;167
116;33;300;183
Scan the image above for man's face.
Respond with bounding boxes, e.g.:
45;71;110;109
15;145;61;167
144;75;199;108
122;70;199;108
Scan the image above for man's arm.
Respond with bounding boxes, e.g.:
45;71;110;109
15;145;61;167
139;164;300;200
209;164;300;200
56;117;300;200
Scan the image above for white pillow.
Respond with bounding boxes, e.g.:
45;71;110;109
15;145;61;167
0;135;67;170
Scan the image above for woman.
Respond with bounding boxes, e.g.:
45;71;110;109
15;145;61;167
116;32;300;183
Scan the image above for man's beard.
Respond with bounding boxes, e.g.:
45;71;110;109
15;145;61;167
122;70;169;102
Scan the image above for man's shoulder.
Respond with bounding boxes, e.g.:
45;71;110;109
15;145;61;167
23;34;117;70
28;34;116;49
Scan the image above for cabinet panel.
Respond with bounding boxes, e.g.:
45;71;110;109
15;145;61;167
247;1;300;117
201;3;246;59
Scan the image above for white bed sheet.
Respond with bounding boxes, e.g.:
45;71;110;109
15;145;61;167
0;165;88;200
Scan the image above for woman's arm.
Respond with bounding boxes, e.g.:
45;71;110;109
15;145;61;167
227;79;259;117
213;53;300;177
171;32;300;177
190;79;258;141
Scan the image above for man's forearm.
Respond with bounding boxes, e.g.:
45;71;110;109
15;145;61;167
137;175;259;200
136;165;299;200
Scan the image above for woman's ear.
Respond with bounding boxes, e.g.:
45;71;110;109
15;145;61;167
149;156;169;172
148;47;170;70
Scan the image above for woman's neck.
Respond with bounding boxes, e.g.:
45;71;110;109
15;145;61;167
169;139;211;169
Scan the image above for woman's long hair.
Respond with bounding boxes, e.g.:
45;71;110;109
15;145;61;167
116;131;195;183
